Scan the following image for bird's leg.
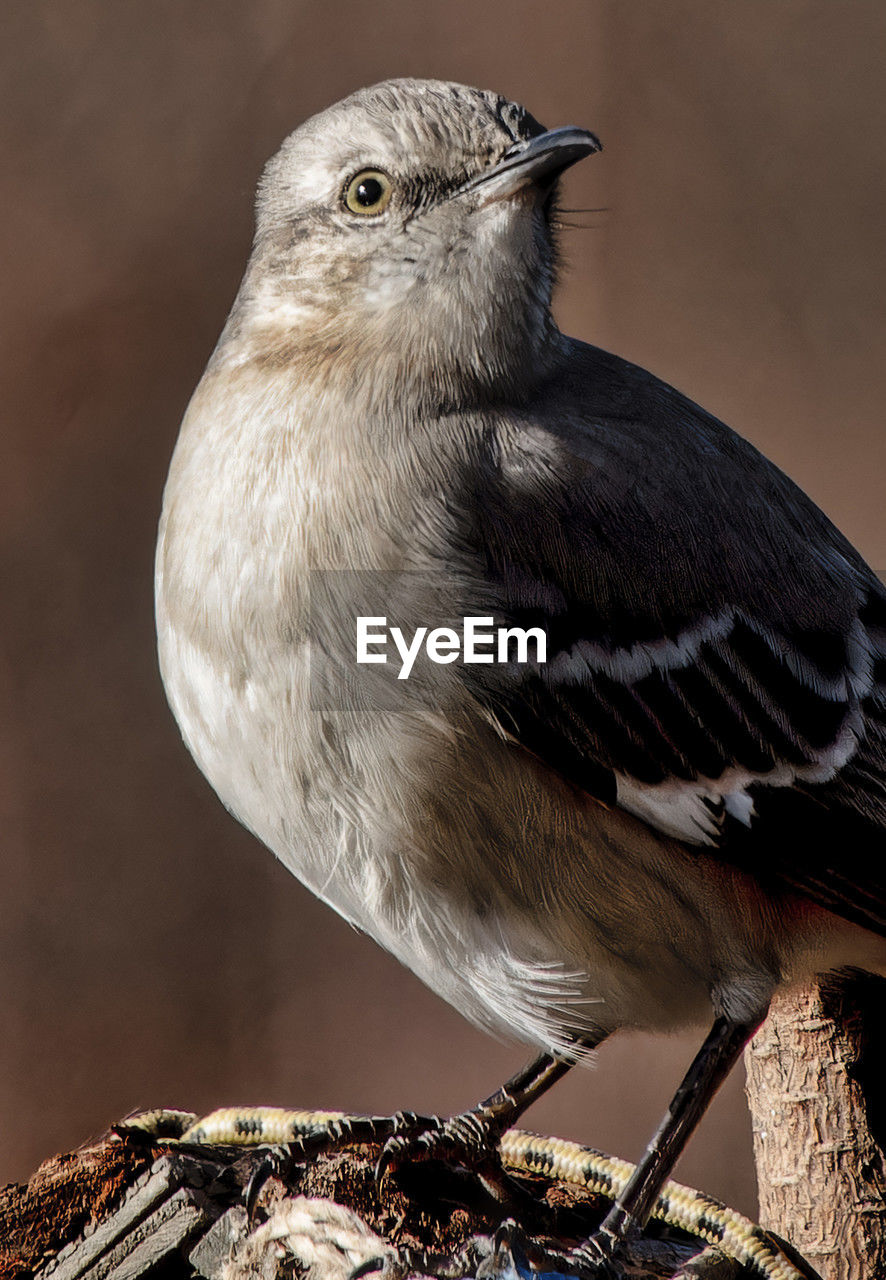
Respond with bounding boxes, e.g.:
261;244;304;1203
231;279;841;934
567;1013;766;1275
378;1037;601;1182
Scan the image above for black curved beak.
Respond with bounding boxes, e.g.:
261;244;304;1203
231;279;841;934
460;127;602;202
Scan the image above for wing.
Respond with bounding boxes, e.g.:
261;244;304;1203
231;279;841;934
456;341;886;936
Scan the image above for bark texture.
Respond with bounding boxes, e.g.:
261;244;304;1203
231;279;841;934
745;975;886;1280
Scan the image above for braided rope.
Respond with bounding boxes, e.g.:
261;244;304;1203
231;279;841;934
122;1106;804;1280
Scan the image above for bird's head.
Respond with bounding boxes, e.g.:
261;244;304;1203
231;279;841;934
231;79;600;410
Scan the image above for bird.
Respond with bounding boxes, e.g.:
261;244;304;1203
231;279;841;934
155;78;886;1270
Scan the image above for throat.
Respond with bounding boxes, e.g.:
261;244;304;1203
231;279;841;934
223;286;560;421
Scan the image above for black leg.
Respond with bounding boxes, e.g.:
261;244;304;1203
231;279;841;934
378;1034;604;1178
600;1013;766;1242
474;1043;587;1127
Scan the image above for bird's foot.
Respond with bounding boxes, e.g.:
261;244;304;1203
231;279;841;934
394;1218;633;1280
243;1115;389;1221
559;1230;623;1279
551;1227;701;1279
478;1220;624;1280
376;1106;506;1184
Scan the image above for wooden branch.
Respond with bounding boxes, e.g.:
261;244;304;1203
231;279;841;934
745;974;886;1280
0;1131;158;1280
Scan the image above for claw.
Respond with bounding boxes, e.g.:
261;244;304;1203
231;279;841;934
375;1113;443;1184
392;1109;431;1131
489;1227;624;1280
481;1221;610;1280
376;1107;505;1188
491;1217;524;1269
243;1144;293;1222
565;1230;622;1279
374;1138;401;1186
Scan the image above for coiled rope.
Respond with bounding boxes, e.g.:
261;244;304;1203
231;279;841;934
124;1106;805;1280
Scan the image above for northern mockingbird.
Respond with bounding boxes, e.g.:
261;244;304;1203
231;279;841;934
155;79;886;1269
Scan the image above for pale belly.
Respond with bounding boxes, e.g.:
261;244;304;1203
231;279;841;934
155;613;833;1055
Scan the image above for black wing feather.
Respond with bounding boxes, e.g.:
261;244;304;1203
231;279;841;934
456;341;886;936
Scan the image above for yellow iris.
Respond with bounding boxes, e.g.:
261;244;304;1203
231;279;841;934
344;170;393;215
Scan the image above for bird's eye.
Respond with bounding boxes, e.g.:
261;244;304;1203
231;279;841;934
344;170;393;215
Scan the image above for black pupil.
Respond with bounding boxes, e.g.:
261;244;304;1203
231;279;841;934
356;177;383;206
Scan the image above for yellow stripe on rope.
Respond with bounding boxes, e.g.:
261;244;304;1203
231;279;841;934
500;1130;803;1280
124;1107;804;1280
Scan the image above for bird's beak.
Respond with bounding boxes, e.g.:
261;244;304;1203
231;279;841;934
460;127;602;203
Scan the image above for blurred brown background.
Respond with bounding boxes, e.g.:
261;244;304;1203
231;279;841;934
2;1;884;1217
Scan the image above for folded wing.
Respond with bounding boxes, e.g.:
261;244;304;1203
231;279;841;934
457;342;886;935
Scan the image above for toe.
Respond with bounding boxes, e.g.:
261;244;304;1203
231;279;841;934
566;1231;622;1279
243;1145;293;1222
